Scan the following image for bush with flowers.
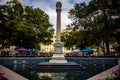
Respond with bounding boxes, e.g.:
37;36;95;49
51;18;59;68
0;72;8;80
98;66;120;80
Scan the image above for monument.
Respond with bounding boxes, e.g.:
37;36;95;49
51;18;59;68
49;1;67;63
54;1;63;54
38;2;79;69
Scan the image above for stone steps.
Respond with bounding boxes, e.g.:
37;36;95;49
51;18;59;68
37;62;80;70
49;54;67;63
50;57;65;60
49;60;67;63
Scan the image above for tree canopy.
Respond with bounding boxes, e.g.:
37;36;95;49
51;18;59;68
62;0;120;53
0;0;54;49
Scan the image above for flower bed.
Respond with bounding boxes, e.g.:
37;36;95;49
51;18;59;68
98;66;120;80
0;72;8;80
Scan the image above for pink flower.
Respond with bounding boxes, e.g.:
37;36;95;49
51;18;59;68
0;72;7;78
111;67;120;78
99;66;120;80
98;78;104;80
111;73;117;78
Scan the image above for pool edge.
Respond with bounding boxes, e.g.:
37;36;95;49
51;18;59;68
0;65;28;80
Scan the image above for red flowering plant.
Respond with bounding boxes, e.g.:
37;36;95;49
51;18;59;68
0;72;8;80
98;66;120;80
111;66;120;79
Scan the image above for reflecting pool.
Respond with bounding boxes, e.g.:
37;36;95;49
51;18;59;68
0;58;118;80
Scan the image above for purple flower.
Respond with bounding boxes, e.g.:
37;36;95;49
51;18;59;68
98;66;120;80
0;72;7;79
111;67;120;78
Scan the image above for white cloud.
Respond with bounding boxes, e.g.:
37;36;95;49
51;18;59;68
30;0;74;31
74;0;84;3
43;4;72;31
0;0;90;31
46;8;56;30
0;0;10;4
61;11;72;30
19;0;32;6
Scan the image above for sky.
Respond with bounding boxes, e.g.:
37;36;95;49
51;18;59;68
0;0;90;31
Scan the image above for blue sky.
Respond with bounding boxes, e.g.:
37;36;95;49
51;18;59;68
0;0;90;31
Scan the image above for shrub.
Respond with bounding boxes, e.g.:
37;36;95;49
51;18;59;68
98;66;120;80
0;72;8;80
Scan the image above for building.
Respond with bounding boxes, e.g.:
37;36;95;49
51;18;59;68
40;29;72;52
40;33;56;52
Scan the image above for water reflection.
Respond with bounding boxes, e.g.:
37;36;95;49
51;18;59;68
13;60;17;71
11;63;110;80
36;71;91;80
38;73;52;79
37;72;80;80
22;60;26;71
1;58;118;80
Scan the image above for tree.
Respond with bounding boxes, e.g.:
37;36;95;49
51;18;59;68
0;0;54;49
61;29;98;50
61;30;78;49
68;0;120;54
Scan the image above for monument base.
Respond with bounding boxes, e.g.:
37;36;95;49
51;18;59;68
37;62;79;70
54;42;64;54
49;54;67;63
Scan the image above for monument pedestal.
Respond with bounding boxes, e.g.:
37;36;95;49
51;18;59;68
49;54;67;63
54;42;64;54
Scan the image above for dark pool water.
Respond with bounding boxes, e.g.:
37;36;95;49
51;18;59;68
0;58;118;80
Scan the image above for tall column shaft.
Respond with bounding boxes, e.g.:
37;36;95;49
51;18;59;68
49;1;67;63
56;12;61;42
54;1;64;54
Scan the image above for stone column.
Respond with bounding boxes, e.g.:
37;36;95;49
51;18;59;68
49;2;67;63
54;2;64;54
56;2;61;42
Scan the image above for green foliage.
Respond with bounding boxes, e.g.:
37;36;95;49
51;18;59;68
0;0;54;49
113;42;120;52
105;75;114;80
66;0;120;53
61;30;95;49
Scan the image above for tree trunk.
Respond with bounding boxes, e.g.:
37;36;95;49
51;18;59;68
105;40;110;55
